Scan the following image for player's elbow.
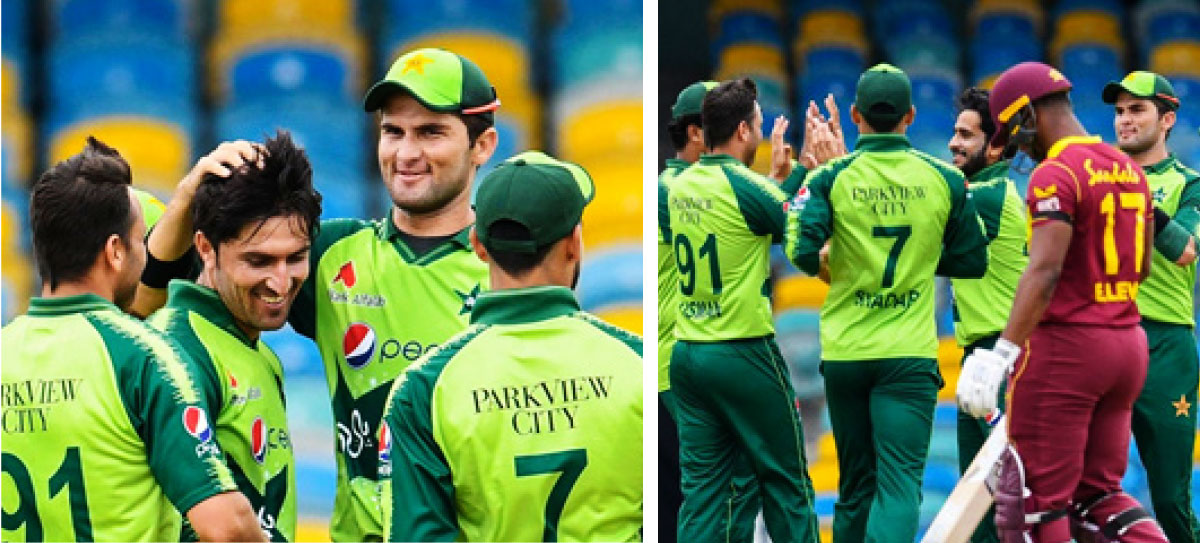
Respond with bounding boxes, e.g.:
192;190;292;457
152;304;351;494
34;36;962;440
188;492;265;542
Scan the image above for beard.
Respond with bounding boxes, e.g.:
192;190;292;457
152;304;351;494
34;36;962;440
386;157;473;216
959;148;989;178
1118;131;1160;156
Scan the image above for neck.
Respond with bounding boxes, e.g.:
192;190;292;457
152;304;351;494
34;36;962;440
391;191;474;237
1041;113;1089;153
709;143;747;165
1130;143;1170;167
676;146;702;164
195;271;260;342
41;278;113;303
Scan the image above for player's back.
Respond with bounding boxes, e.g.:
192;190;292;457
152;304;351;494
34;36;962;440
383;288;643;542
1027;136;1150;326
667;154;788;341
1;295;232;542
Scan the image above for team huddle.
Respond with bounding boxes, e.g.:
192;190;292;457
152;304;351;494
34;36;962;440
1;48;644;543
659;62;1199;542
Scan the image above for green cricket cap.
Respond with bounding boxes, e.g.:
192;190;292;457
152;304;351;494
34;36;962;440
1102;71;1180;111
672;81;719;120
363;48;501;122
854;63;912;125
474;151;595;254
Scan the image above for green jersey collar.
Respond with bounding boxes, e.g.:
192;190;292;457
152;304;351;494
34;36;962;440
1142;154;1179;176
853;133;912;152
665;158;691;171
165;279;257;348
969;159;1010;183
697;153;743;166
470;285;581;325
381;208;473;249
27;293;117;316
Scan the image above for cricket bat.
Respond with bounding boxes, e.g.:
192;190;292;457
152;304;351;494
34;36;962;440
920;414;1008;543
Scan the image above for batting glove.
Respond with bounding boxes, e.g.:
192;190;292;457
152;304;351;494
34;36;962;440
957;338;1021;419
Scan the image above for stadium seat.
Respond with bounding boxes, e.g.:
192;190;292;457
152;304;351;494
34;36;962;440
709;0;783;26
976;12;1038;39
559;100;641;165
3;107;32;186
970;34;1042;85
1058;44;1122;83
48;37;195;114
715;43;787;81
53;0;187;41
553;26;642;90
888;34;961;74
1145;8;1200;51
1151;41;1200;78
970;0;1044;32
577;246;642;312
218;0;355;32
48;116;192;196
1053;0;1123;20
560;0;641;32
798;46;866;77
794;11;869;58
593;304;642;334
774;275;829;310
712;11;784;54
210;29;365;106
384;0;534;45
1050;11;1125;62
581;160;641;248
775;309;823;398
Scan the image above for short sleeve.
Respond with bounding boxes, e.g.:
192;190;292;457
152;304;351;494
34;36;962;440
1027;161;1079;226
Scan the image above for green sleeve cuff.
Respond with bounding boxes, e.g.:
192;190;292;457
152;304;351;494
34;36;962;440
1155;219;1192;262
780;161;807;197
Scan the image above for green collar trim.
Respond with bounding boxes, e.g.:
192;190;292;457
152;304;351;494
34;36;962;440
381;208;474;265
665;158;691;170
853;133;912;152
470;286;581;325
969;160;1010;183
165;280;257;348
1142;154;1179;176
27;293;117;316
698;153;742;166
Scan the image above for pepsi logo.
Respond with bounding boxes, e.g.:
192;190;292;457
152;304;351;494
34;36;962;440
378;423;392;463
183;406;213;443
251;417;267;464
343;323;376;368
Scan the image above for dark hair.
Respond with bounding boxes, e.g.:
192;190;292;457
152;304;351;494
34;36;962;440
702;78;758;148
667;113;702;151
864;113;903;133
956;87;996;142
31;136;135;289
485;219;555;275
455;113;493;146
192;131;323;250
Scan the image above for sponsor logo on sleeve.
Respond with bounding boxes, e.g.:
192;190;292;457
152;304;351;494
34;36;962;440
183;406;213;443
1036;196;1061;213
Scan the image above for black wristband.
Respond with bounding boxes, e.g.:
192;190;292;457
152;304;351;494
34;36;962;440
141;246;196;289
1154;206;1171;236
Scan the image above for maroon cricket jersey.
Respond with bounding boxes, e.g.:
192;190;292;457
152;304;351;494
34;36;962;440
1025;136;1151;326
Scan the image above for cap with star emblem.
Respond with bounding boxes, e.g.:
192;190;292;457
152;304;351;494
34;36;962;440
363;48;500;123
1101;71;1180;112
474;151;595;254
988;61;1073;148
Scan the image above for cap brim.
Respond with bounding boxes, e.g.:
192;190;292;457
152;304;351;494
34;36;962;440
1101;81;1130;104
363;80;460;113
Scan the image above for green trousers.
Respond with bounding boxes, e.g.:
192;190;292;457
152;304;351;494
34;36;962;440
823;357;941;543
672;337;819;543
1134;319;1200;543
956;335;1004;543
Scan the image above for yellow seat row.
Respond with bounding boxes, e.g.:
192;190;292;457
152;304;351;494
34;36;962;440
49;116;191;196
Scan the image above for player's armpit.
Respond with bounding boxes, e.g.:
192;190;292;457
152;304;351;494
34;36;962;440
187;491;266;542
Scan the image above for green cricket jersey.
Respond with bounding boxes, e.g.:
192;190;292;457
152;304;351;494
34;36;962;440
2;294;237;542
658;158;689;392
667;154;794;341
786;134;988;360
379;286;643;542
1139;154;1200;326
287;211;488;542
950;160;1028;346
148;280;296;541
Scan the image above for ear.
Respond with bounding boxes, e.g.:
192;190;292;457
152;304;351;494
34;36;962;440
1162;110;1177;133
195;231;217;269
850;104;863;126
470;127;499;168
902;105;916;128
101;234;126;274
468;226;491;263
737;119;752;143
687;124;704;146
565;224;583;263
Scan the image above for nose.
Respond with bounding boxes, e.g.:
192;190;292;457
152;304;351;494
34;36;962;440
263;263;293;295
392;134;421;163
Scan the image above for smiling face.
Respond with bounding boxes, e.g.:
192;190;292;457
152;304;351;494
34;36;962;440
1114;93;1170;157
197;215;311;339
949;110;989;177
377;93;478;216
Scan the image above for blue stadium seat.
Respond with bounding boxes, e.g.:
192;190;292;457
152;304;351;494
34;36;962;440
215;98;366;172
1147;10;1200;51
792;0;864;19
53;0;186;41
312;167;370;220
577;246;641;311
2;0;30;74
383;0;533;45
976;12;1038;39
1053;0;1123;20
48;36;195;115
559;0;641;35
910;72;961;110
775;309;822;398
874;0;949;41
1076;105;1117;143
712;12;784;55
970;35;1041;83
1059;44;1122;85
800;46;865;78
888;34;961;73
227;44;357;104
553;27;641;89
923;462;960;494
933;403;959;429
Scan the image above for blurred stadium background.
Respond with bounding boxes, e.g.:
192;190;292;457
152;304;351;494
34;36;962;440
659;0;1200;540
1;0;640;539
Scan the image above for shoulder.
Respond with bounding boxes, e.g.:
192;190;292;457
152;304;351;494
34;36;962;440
908;149;967;194
570;312;643;357
806;151;861;190
314;217;376;254
396;324;492;397
719;161;787;200
1173;157;1200;184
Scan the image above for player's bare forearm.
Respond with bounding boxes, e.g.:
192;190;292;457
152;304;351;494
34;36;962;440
188;491;267;542
1000;221;1070;346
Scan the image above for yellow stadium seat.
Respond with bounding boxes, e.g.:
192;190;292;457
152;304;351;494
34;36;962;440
219;0;355;32
209;27;368;103
715;43;787;80
709;0;784;27
799;10;866;42
1151;41;1200;78
1049;11;1124;62
49;117;191;195
594;305;642;335
582;161;641;249
2;59;19;108
775;275;829;310
2;201;20;252
559;101;641;164
938;338;965;402
295;519;329;542
3;106;33;183
794;17;870;59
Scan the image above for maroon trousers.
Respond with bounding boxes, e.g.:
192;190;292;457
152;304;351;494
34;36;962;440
1007;324;1166;542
